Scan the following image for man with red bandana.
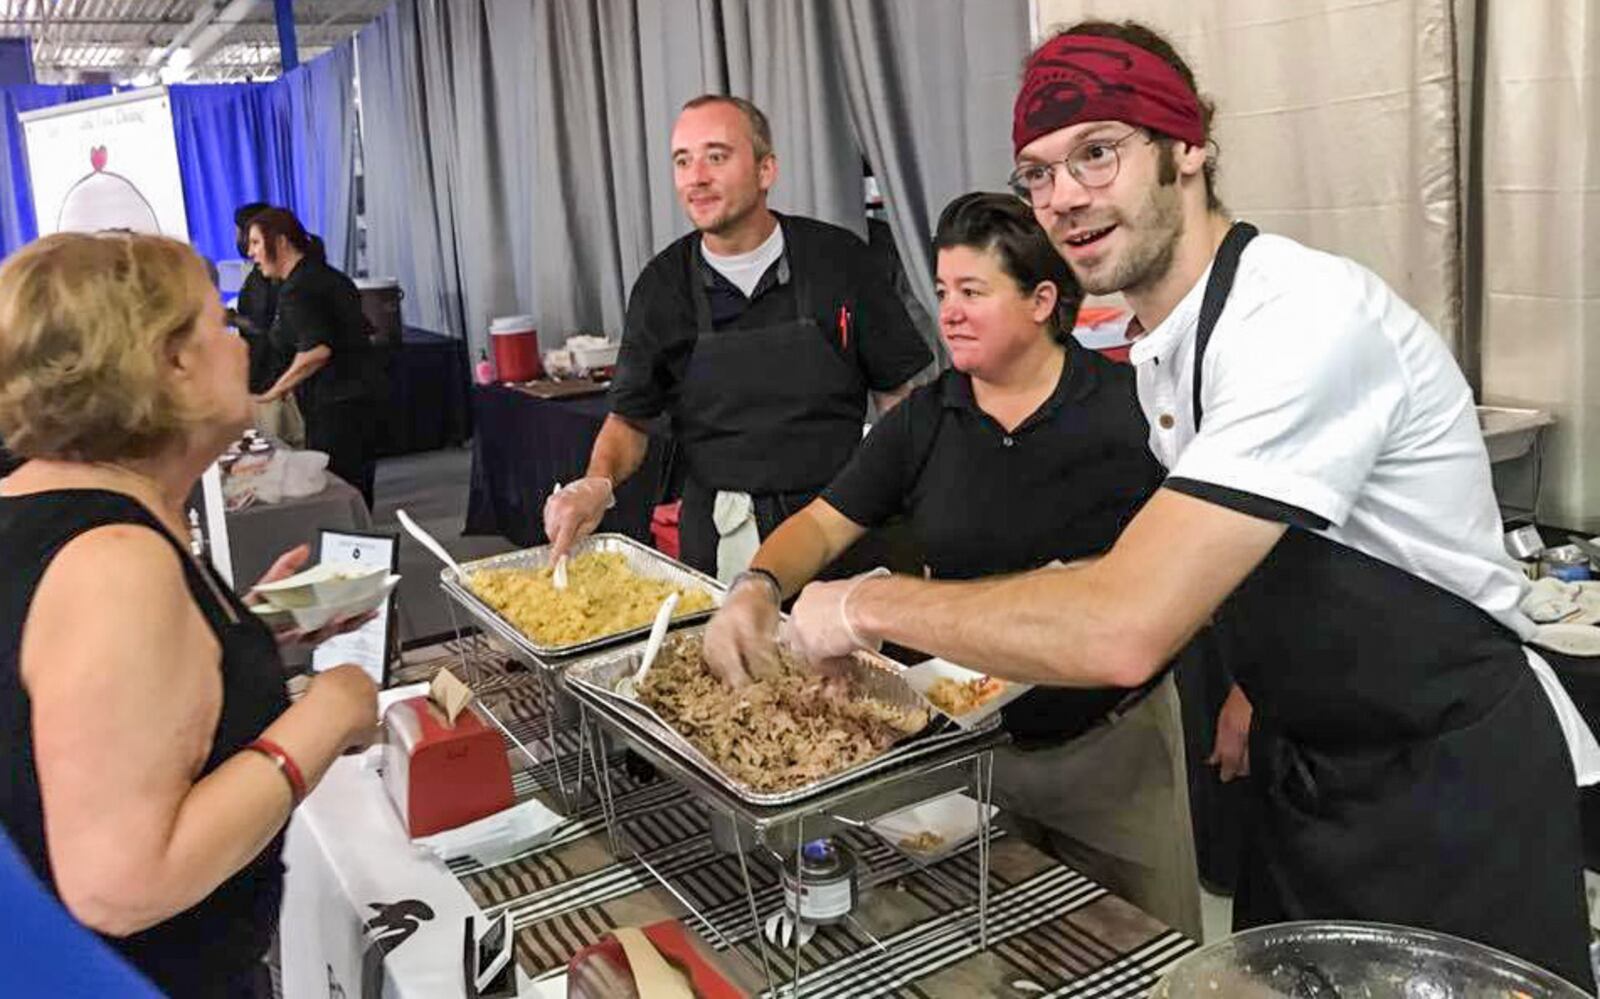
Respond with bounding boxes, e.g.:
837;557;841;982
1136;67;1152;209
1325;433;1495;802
784;20;1598;985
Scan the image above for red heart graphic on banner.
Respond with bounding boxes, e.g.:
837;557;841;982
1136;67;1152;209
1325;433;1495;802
90;146;108;172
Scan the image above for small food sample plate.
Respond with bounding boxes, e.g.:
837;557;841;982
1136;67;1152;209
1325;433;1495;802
901;658;1031;729
253;575;401;632
869;791;999;862
254;561;390;610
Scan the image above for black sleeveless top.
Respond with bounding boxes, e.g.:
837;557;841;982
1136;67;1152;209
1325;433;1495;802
0;489;290;996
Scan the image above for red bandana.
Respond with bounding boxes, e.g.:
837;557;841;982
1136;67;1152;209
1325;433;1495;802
1013;34;1205;156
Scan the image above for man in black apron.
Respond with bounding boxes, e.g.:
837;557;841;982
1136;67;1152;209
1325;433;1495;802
543;95;931;580
784;22;1600;988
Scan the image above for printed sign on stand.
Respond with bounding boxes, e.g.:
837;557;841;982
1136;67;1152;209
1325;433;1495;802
313;529;399;687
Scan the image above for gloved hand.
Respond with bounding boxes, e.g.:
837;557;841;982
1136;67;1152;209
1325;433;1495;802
542;477;615;560
784;568;889;668
703;574;782;687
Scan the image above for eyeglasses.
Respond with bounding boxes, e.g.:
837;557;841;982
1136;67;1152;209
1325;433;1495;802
1008;130;1151;207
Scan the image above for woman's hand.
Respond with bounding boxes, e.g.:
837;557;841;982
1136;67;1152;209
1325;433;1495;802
274;611;379;649
703;578;782;686
304;664;380;752
249;544;379;646
248;543;311;604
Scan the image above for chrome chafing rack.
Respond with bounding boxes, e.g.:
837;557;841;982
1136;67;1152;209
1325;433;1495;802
562;627;1007;998
436;534;722;812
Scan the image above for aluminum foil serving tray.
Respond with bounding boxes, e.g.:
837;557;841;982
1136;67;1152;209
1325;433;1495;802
563;626;1002;807
439;533;723;662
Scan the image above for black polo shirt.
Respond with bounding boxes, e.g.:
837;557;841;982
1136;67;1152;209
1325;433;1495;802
236;265;282;393
609;213;932;422
272;256;373;412
822;338;1164;743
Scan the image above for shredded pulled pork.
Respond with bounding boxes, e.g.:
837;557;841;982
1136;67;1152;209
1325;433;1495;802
638;635;928;792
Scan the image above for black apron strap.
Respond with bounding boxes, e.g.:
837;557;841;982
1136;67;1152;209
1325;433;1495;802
686;222;809;335
688;243;715;335
1191;221;1259;430
1108;221;1260;719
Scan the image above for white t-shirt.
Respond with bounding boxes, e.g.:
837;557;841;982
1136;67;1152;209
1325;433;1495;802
1130;232;1600;783
700;223;785;299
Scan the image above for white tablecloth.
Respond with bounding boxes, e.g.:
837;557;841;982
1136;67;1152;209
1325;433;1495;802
279;756;484;999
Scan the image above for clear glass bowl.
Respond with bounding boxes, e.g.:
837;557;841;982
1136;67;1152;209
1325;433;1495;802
1151;921;1589;998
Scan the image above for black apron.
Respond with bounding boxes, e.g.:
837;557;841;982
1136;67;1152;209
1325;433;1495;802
1196;224;1593;989
673;242;868;575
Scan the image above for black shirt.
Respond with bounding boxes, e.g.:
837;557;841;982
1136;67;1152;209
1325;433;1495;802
822;339;1164;743
235;266;282;393
609;213;932;422
272;256;373;412
0;491;290;994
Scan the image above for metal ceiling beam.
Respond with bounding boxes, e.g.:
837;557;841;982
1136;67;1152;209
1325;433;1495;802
181;0;266;71
144;0;263;70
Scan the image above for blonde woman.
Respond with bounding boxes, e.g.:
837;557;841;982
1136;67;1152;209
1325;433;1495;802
0;233;377;997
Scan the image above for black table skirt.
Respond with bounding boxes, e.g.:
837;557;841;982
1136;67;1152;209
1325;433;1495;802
463;384;666;548
375;327;473;457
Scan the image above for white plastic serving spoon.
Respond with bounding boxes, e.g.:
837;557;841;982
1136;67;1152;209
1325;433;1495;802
616;592;679;699
396;508;465;581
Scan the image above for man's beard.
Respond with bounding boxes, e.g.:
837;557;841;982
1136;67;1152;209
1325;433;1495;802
1072;182;1185;297
697;190;758;237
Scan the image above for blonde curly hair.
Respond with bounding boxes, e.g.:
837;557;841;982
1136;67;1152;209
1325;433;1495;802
0;232;212;462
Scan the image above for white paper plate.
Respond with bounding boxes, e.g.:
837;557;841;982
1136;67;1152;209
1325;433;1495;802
900;658;1031;729
256;561;389;610
869;791;999;862
285;574;401;632
249;602;295;630
1531;623;1600;658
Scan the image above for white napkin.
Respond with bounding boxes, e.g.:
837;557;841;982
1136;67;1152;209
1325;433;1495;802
1523;577;1581;623
412;797;565;866
712;490;760;584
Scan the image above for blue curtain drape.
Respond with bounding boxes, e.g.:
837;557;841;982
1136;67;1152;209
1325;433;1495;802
169;83;296;265
169;42;357;269
0;85;115;257
1;42;356;267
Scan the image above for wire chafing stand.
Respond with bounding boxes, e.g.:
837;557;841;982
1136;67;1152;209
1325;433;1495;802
565;641;1007;999
436;534;721;813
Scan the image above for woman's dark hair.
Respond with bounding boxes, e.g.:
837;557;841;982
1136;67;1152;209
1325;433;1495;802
247;207;312;263
233;201;272;256
233;202;271;229
933;192;1084;342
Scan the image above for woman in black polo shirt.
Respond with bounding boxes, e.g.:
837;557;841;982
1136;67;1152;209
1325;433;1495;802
248;208;378;506
703;192;1200;936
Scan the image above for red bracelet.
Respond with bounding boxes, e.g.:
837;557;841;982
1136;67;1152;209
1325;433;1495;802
245;738;307;805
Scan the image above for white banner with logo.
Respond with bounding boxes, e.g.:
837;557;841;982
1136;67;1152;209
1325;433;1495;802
280;754;483;999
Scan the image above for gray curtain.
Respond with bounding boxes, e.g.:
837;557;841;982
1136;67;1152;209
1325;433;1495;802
280;40;360;272
356;0;1025;362
354;1;464;337
831;0;1032;322
725;0;869;238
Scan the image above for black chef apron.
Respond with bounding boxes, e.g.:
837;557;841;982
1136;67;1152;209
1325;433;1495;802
1196;224;1593;989
673;246;868;576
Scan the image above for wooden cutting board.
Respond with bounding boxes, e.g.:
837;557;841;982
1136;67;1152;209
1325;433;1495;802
509;378;610;400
